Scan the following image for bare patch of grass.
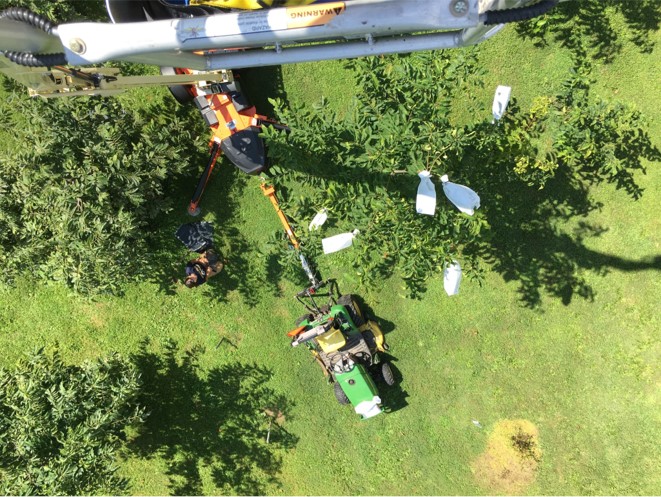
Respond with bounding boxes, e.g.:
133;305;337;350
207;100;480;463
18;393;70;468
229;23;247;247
472;419;542;494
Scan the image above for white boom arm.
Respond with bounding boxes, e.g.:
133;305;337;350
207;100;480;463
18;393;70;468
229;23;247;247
48;0;547;70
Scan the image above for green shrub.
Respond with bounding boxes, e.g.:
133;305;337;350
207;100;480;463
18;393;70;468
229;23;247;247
0;348;144;495
0;93;203;294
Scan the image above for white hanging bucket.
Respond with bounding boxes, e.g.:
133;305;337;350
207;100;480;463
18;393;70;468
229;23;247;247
322;229;359;254
416;171;437;216
443;260;462;296
441;175;480;216
309;208;328;231
492;85;512;123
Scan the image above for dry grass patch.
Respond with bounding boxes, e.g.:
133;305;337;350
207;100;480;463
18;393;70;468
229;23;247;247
472;419;542;494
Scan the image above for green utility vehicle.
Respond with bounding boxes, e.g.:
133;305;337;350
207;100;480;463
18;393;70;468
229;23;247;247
288;280;395;419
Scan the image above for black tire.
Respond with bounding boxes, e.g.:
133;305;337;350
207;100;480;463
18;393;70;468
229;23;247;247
160;66;195;105
337;294;365;327
381;362;395;386
334;381;349;405
295;314;311;327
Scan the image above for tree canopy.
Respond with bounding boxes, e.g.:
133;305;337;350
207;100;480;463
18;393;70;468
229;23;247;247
263;47;658;302
0;348;144;495
0;92;205;294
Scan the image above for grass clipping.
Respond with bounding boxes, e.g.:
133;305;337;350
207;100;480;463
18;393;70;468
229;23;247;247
472;419;542;494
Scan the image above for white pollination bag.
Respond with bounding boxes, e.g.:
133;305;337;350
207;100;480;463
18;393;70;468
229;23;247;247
492;85;512;123
416;170;436;216
443;260;462;296
322;229;359;254
309;208;328;231
441;175;480;216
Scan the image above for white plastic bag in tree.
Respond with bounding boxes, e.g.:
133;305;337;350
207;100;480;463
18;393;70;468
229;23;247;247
443;260;462;296
441;174;480;216
416;170;436;216
322;229;359;254
309;208;328;231
492;85;512;123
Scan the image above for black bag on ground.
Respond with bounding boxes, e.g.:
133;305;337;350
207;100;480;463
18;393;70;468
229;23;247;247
175;221;214;252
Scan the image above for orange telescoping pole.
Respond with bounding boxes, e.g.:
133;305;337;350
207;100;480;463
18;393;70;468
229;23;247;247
260;183;300;250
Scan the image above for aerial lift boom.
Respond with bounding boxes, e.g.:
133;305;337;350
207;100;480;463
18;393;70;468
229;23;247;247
1;0;560;81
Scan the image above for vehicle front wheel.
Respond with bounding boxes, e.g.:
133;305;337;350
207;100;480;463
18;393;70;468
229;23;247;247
381;362;395;386
334;381;349;405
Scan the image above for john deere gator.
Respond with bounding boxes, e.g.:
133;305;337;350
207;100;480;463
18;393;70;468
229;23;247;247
288;280;396;419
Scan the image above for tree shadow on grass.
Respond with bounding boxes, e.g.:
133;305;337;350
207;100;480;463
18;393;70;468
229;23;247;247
145;159;277;306
145;66;288;303
129;339;297;496
461;118;661;308
515;0;661;62
236;65;288;118
201;167;282;306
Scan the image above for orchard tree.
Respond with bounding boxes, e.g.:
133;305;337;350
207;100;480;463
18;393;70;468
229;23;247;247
0;348;144;495
264;50;489;296
0;91;206;294
263;47;658;302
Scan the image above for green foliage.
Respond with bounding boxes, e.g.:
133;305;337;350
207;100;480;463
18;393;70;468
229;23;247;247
264;48;658;300
459;50;659;306
515;0;661;60
473;50;657;195
0;92;204;294
0;0;108;22
264;50;488;296
552;70;655;200
0;347;144;495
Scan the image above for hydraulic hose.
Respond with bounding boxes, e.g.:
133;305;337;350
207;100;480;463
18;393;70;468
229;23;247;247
482;0;559;26
0;7;66;66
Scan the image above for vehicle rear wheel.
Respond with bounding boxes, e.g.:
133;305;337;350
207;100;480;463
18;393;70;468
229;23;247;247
381;362;395;386
334;381;349;405
337;294;365;327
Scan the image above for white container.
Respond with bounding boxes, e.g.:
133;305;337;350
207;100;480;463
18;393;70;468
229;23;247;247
443;260;462;296
308;208;328;231
492;85;512;123
322;229;359;254
441;174;480;216
416;170;436;216
354;396;383;419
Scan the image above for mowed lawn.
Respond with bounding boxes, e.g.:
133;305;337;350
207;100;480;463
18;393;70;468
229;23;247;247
0;5;660;496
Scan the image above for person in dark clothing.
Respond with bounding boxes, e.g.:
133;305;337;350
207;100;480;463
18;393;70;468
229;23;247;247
184;247;224;288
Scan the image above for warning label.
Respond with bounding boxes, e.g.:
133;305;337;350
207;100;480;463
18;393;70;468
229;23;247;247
237;12;283;34
287;2;346;29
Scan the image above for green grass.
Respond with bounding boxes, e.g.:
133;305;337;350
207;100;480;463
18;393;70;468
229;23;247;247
280;59;358;115
1;5;660;495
